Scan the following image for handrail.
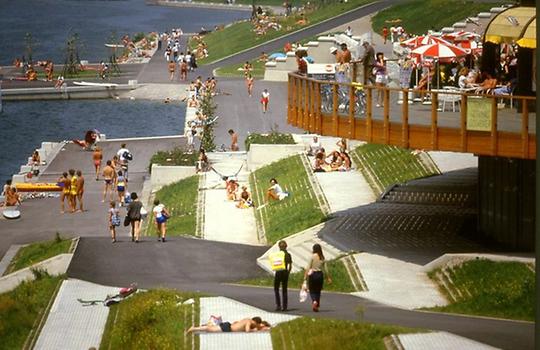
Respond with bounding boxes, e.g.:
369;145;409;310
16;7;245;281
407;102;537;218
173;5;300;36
287;72;536;160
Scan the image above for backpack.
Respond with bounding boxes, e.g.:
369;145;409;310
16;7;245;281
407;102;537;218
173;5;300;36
269;251;287;271
123;151;133;161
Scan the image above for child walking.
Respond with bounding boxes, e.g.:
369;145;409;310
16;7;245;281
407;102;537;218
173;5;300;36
108;201;121;243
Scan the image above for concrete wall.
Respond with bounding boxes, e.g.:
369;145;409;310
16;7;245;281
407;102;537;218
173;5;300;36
150;164;196;190
247;144;306;171
3;85;134;101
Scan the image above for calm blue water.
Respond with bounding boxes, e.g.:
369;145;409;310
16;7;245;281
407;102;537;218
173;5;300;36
0;0;248;65
0;0;248;182
0;100;186;182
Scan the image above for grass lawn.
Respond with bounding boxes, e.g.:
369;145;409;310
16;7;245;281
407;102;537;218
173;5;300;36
272;317;417;350
149;148;200;171
238;258;356;293
350;144;439;195
215;59;266;78
100;289;201;350
3;236;72;276
192;0;372;64
250;155;326;244
371;0;501;35
146;176;199;237
0;273;63;350
427;259;535;321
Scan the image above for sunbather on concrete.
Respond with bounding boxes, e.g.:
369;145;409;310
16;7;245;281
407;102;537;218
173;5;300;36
187;317;270;333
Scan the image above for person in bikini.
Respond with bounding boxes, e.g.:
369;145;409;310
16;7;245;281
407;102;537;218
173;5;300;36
187;317;270;333
93;147;103;180
115;170;127;206
68;169;78;213
76;170;85;212
102;160;116;202
58;172;70;213
245;73;254;97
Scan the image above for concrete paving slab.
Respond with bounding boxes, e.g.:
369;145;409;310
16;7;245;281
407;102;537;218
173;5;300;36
428;151;478;173
314;170;375;214
0;244;22;276
398;331;499;350
203;153;259;245
199;296;297;350
34;279;119;350
352;253;447;310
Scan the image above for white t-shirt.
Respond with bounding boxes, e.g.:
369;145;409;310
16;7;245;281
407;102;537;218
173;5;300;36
117;148;130;162
153;204;165;218
262;91;270;99
271;183;288;200
458;75;468;89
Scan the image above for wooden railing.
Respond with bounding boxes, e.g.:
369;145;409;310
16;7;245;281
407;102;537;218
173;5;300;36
287;73;536;159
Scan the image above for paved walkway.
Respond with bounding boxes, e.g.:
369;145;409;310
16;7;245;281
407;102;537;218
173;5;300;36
397;331;499;350
34;279;118;350
352;253;447;310
198;297;296;350
202;152;259;245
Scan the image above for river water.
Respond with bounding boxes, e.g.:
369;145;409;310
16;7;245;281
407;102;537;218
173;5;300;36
0;0;248;183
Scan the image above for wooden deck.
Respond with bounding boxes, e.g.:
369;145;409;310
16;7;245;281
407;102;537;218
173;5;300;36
287;73;536;159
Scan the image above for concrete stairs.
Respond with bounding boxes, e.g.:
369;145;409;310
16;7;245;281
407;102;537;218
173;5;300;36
257;223;343;273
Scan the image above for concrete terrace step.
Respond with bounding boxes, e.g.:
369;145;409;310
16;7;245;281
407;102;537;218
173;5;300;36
395;332;498;350
198;297;297;350
257;223;344;273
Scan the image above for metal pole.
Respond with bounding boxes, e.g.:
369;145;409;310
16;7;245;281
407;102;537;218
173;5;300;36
0;80;3;114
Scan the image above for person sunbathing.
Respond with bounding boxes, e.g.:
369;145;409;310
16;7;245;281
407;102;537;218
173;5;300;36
474;73;498;94
236;186;254;208
187;317;270;333
226;178;239;201
267;178;289;201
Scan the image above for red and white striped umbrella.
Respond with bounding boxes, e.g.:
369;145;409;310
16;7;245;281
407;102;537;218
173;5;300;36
442;31;481;42
411;42;468;59
401;35;450;47
455;40;482;54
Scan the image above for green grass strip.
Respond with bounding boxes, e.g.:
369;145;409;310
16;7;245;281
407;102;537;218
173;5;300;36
100;289;201;350
4;237;72;276
146;176;199;237
238;258;356;293
351;144;439;194
250;155;326;244
371;0;501;35
193;0;372;64
244;132;296;151
272;317;418;350
427;259;535;321
0;274;64;350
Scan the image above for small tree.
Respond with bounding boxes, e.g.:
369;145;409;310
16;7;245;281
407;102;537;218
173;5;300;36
199;92;217;152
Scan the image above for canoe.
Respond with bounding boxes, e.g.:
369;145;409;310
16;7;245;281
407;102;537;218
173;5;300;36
15;183;62;192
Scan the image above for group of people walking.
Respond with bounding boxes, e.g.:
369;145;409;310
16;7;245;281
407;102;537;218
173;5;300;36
57;169;85;213
271;241;332;312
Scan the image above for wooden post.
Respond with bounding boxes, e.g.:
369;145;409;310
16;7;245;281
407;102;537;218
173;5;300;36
348;84;355;138
352;62;357;83
287;76;292;124
292;77;298;126
304;80;310;130
460;94;467;151
383;88;390;144
309;80;315;132
316;82;323;134
431;91;438;149
366;87;373;142
401;89;409;148
332;84;338;136
490;96;498;155
521;98;529;158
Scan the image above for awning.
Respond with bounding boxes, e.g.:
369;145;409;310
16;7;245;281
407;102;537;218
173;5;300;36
484;6;536;45
516;18;536;48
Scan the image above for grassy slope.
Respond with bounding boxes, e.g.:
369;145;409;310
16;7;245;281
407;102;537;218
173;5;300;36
371;0;500;35
146;176;199;237
4;238;72;276
238;258;356;292
350;144;439;194
194;0;371;64
100;289;201;350
250;155;326;244
428;260;535;321
0;274;63;350
272;318;417;350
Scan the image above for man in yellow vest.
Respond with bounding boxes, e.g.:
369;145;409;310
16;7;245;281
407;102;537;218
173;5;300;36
270;240;292;311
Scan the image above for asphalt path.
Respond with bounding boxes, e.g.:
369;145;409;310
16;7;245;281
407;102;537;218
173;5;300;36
68;236;535;350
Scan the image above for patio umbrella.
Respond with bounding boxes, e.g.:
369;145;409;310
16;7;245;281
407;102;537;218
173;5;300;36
401;34;450;47
411;42;467;90
442;31;481;42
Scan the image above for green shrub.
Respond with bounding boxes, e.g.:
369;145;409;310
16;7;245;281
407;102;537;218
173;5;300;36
245;133;295;151
148;148;199;171
133;32;146;43
4;236;72;275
